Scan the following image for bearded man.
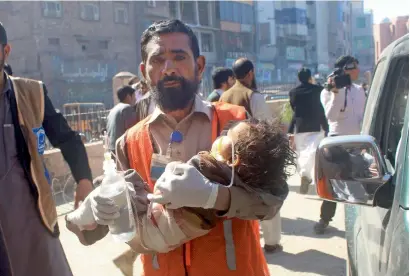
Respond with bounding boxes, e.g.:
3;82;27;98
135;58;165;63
87;19;288;275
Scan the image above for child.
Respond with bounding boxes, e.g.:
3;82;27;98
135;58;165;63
66;119;294;252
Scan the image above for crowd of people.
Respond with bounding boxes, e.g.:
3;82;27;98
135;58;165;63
0;18;367;276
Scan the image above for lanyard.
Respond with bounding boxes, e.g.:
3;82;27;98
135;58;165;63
166;130;183;158
341;87;350;112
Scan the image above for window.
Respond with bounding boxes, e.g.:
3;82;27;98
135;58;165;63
383;58;409;166
147;0;156;8
48;38;60;46
259;23;270;45
77;39;90;51
114;7;128;24
99;40;109;50
180;2;197;24
169;1;178;19
198;1;211;26
356;17;366;28
201;33;214;52
80;3;99;21
42;1;62;18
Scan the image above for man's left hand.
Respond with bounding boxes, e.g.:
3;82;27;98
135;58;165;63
147;162;219;209
74;179;94;209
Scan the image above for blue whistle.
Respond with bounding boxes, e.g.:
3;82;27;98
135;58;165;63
170;130;183;143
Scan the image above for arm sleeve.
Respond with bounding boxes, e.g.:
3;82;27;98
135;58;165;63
219;185;286;220
42;85;92;183
250;93;273;121
320;88;344;121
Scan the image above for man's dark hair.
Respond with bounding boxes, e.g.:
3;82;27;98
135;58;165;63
334;55;359;69
298;67;311;84
233;119;295;195
212;67;234;89
140;19;200;63
117;86;135;102
232;58;254;79
4;63;12;75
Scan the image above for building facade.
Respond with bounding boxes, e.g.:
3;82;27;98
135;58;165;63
273;1;309;83
373;16;409;63
351;3;375;75
135;1;222;97
219;0;258;83
0;1;138;109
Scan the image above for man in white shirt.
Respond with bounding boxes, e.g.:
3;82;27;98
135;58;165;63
315;55;366;234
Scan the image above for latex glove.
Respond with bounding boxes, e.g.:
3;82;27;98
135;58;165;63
90;182;137;225
147;162;219;209
66;187;99;230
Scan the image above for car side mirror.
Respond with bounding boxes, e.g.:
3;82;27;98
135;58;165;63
315;135;392;207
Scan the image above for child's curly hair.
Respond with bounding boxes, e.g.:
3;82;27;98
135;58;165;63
228;119;296;195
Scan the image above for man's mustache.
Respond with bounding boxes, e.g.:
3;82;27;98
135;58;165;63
158;76;184;86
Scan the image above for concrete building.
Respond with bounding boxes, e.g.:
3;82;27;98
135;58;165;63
273;1;309;83
327;1;353;66
256;1;277;86
219;1;258;78
351;2;375;76
306;0;331;77
135;1;222;96
373;16;409;62
0;1;138;109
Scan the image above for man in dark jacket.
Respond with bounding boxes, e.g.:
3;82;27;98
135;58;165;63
0;22;93;276
207;67;234;102
288;68;328;194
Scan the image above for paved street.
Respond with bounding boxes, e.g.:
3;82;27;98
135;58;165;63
59;173;347;276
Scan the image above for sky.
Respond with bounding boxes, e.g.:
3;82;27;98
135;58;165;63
364;0;410;24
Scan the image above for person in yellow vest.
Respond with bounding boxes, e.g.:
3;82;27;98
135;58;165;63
87;19;288;276
0;22;93;276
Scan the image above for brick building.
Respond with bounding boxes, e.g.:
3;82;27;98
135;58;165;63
374;16;409;63
0;1;138;109
135;1;223;97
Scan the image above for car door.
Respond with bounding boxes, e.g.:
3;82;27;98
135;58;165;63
356;55;409;276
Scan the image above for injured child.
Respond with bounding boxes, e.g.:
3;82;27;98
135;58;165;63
66;119;293;253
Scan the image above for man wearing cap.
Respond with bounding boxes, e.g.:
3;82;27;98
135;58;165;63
219;58;284;253
0;22;93;275
315;55;366;234
288;68;328;194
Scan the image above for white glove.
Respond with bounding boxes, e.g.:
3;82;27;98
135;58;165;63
147;162;219;209
66;187;99;230
90;182;137;225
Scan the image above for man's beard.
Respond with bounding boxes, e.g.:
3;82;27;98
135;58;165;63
151;75;199;111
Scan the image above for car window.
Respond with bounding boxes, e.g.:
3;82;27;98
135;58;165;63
362;58;387;134
382;57;409;168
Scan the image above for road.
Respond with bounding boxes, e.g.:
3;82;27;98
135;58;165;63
59;173;347;276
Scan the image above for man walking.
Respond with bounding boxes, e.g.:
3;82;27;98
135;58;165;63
207;67;235;102
315;55;366;234
220;58;284;253
288;68;328;194
0;22;93;276
106;85;137;156
96;20;286;275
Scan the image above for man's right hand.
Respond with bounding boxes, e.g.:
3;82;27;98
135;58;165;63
327;77;339;93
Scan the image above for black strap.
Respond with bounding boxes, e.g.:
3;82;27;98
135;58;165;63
341;87;349;112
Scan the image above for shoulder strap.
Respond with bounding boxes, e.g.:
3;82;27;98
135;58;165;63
9;76;45;124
